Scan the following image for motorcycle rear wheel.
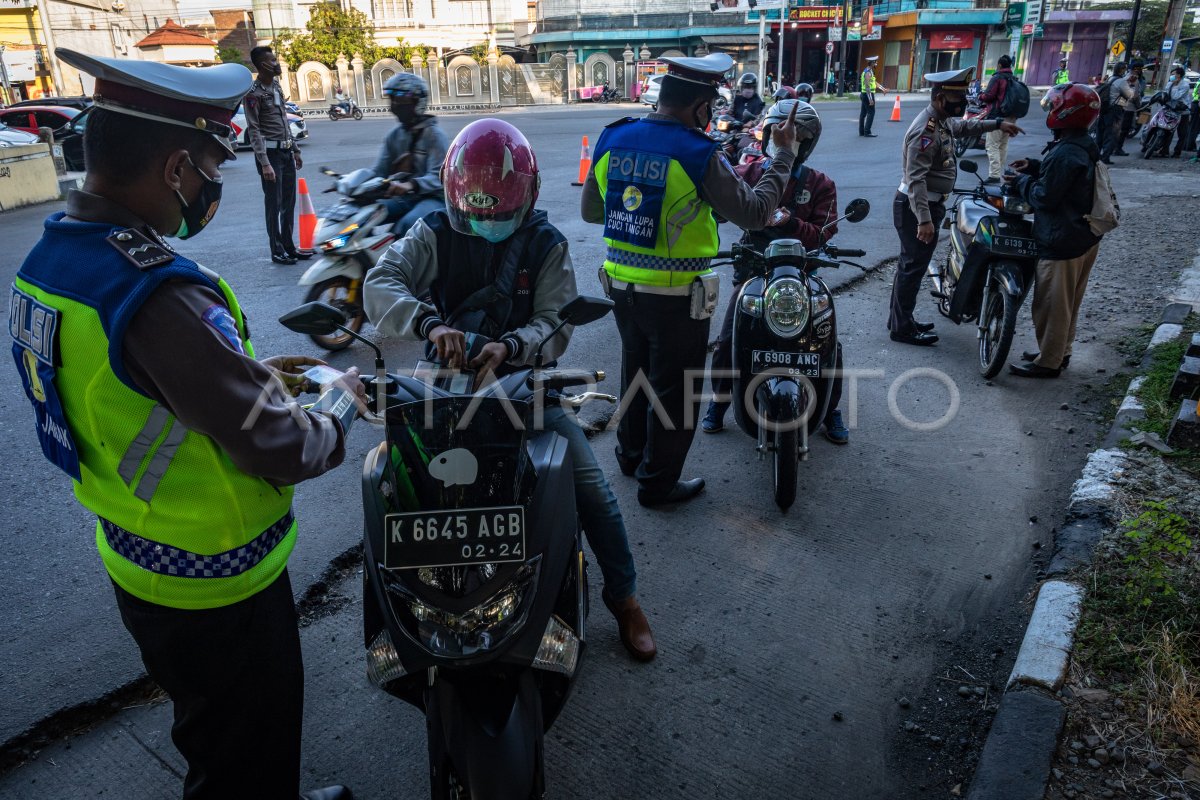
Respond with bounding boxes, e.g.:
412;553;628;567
353;108;364;120
1143;129;1163;159
303;277;365;351
772;427;798;512
978;285;1019;379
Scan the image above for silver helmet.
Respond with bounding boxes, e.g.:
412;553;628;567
383;72;430;116
762;99;822;163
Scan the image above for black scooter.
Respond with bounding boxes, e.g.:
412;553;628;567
927;159;1038;379
280;296;616;800
710;198;869;511
707;110;754;162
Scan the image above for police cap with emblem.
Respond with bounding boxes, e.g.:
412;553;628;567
659;53;735;97
924;66;975;93
865;55;879;63
56;48;252;158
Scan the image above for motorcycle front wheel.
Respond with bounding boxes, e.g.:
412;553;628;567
1142;129;1163;159
303;277;365;351
328;110;338;121
772;426;798;512
978;284;1019;379
353;108;363;120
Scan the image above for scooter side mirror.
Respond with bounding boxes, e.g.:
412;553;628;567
559;295;615;327
320;167;338;177
279;302;349;335
959;159;979;174
845;199;870;223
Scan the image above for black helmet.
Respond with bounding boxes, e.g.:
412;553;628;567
739;72;758;89
773;86;797;101
795;82;814;101
1130;59;1145;69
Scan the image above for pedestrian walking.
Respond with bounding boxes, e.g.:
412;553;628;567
1006;83;1105;378
245;45;305;265
889;67;1023;346
581;53;800;507
10;48;361;800
979;55;1020;182
1115;60;1146;156
859;55;886;137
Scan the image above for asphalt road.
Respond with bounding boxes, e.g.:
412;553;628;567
0;98;1086;797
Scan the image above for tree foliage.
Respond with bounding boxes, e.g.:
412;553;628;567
1109;0;1200;60
271;1;429;69
216;46;245;66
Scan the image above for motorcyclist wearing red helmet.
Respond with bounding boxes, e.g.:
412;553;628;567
1004;83;1104;379
364;119;657;662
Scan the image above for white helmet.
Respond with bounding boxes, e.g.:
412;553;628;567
762;99;822;163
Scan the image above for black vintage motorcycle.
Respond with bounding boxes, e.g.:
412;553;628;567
927;159;1038;379
281;296;616;799
710;198;869;511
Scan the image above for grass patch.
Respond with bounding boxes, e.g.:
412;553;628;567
1115;321;1159;365
1131;314;1200;478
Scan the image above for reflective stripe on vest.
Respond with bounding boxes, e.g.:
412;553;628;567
605;247;711;272
101;512;294;578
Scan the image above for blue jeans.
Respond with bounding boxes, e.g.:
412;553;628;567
543;405;637;600
383;197;444;237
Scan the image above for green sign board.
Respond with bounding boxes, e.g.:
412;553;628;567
1005;2;1026;31
1034;23;1044;38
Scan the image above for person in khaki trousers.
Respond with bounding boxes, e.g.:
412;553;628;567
979;54;1017;183
1004;83;1105;378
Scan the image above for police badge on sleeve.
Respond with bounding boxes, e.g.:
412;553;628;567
603;149;670;249
9;286;81;480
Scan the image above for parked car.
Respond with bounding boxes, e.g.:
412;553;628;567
0;121;40;147
640;74;665;106
229;104;309;149
52;106;89;171
0;105;80;136
7;96;92;111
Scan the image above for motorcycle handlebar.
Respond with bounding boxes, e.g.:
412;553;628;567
827;247;865;258
531;368;606;390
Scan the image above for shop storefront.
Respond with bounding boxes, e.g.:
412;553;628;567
1025;9;1130;86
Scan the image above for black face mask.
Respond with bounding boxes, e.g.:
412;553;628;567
693;101;713;130
943;98;968;118
172;156;223;240
391;101;417;127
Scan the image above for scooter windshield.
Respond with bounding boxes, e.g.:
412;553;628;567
385;396;536;513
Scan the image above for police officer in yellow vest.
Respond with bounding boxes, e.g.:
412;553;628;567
8;49;357;800
581;53;800;507
1053;58;1072;85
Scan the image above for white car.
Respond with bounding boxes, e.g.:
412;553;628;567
0;121;39;147
640;74;664;106
229;104;309;150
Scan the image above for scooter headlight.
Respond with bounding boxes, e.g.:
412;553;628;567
1002;195;1032;215
763;277;810;338
811;288;833;324
532;615;580;676
383;560;540;658
716;119;731;131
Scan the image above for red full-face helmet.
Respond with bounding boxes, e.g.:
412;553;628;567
442;119;540;243
1044;82;1101;130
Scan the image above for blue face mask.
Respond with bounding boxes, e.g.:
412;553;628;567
469;218;520;243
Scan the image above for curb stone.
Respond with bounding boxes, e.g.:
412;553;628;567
965;306;1190;800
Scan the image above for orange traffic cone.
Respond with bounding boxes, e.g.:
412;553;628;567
297;177;317;256
889;95;902;122
571;135;591;186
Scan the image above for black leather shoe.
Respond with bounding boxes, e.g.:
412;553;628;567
616;454;639;477
863;133;878;138
889;330;938;346
638;478;705;508
1009;362;1061;379
914;320;936;333
300;786;353;800
285;248;312;261
1114;150;1129;156
982;176;1001;185
1021;351;1069;368
271;252;297;265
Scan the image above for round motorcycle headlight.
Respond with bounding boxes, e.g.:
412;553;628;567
763;277;810;338
717;119;730;131
1002;195;1032;215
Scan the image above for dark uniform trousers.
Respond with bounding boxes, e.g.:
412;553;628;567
611;287;710;495
859;93;875;135
257;147;298;256
114;569;304;799
889;192;947;334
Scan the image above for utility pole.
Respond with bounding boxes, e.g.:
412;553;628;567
1122;0;1142;64
0;45;12;106
836;0;848;97
35;0;65;94
1158;0;1186;89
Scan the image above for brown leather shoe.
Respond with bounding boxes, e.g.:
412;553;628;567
602;589;657;662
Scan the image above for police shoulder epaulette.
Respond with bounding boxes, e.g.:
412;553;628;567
924;117;937;130
604;117;636;129
106;228;176;270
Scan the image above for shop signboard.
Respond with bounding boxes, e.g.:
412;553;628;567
1005;2;1026;32
788;4;843;24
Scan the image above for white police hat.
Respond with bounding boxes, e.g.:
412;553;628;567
660;53;735;95
57;48;252;158
924;66;975;91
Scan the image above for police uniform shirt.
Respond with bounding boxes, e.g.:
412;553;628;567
580;112;794;233
62;190;345;485
900;105;999;225
243;78;292;166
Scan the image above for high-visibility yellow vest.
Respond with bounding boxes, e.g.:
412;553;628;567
10;215;295;610
592;117;719;288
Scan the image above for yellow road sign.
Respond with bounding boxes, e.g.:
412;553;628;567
1111;40;1125;57
1062;41;1074;53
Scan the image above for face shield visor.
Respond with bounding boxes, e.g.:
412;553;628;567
444;164;538;244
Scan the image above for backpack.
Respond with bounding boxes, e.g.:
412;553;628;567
1085;160;1119;236
1096;78;1116;113
998;75;1031;118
